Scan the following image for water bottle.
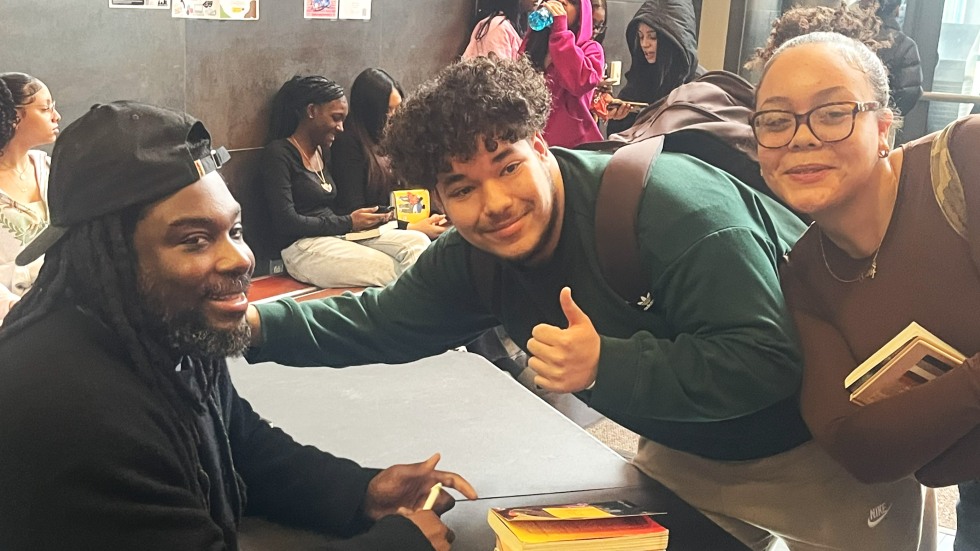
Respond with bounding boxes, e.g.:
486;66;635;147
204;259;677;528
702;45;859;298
527;6;553;31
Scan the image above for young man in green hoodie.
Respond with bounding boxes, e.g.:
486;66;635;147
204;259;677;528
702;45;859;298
246;56;931;550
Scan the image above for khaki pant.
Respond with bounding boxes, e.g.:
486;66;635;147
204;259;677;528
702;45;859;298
634;438;936;551
281;230;429;288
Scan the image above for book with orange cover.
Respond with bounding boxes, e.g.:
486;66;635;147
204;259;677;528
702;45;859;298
487;500;668;551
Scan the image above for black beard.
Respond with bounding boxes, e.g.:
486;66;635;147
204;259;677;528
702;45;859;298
139;276;252;360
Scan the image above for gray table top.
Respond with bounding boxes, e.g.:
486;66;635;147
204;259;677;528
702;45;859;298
228;352;748;550
228;351;645;500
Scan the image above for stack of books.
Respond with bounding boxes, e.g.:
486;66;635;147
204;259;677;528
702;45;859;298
846;321;965;406
487;500;668;551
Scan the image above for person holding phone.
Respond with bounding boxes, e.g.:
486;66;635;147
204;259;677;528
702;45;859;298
260;75;430;288
606;0;703;135
332;68;448;241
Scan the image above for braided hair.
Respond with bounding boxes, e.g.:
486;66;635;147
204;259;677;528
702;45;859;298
0;211;229;514
268;75;345;141
0;72;42;159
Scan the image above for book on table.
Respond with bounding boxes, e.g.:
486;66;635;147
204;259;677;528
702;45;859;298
487;500;668;551
845;321;966;406
342;220;397;241
389;188;430;224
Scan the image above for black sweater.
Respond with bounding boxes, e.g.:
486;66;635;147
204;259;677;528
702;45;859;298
0;306;433;550
259;138;354;252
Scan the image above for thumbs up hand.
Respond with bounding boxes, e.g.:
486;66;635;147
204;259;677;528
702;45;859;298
526;287;601;393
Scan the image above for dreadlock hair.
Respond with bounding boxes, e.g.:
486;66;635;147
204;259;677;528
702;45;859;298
524;0;582;71
0;211;227;513
344;68;405;201
0;72;42;159
268;75;345;142
382;56;551;190
745;1;884;73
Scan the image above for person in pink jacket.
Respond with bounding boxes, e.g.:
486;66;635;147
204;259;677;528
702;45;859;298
519;0;604;147
462;0;532;61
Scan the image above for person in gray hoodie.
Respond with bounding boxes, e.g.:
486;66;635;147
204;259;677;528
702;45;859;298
606;0;702;135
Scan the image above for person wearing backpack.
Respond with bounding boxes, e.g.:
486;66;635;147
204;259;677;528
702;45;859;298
606;0;703;135
757;32;979;550
244;56;924;549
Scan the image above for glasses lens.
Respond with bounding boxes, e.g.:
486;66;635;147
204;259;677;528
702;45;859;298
810;103;856;143
753;111;796;148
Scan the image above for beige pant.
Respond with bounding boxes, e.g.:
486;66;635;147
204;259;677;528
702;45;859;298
634;438;936;551
281;230;429;288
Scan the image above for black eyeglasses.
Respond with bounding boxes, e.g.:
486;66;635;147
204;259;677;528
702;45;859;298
750;101;881;149
592;20;607;34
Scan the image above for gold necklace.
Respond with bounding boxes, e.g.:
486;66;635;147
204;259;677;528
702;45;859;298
818;228;881;283
0;159;31;192
288;137;329;188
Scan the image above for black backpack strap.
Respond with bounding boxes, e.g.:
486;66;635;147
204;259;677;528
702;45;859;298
595;136;664;305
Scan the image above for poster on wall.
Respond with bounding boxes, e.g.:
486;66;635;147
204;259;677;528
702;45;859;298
172;0;259;19
110;0;171;9
304;0;338;19
339;0;371;20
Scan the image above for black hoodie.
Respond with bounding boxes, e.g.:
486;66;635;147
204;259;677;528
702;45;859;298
608;0;701;135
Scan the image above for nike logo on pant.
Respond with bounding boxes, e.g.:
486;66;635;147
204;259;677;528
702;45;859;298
868;502;892;528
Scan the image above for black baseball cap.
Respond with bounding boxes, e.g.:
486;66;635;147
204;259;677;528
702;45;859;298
16;101;230;266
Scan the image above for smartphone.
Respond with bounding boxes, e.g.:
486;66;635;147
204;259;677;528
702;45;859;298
376;205;394;213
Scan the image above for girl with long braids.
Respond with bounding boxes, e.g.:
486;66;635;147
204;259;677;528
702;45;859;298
0;72;60;323
519;0;604;147
259;75;429;288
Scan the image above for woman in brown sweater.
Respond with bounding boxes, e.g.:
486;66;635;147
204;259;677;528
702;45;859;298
754;31;980;549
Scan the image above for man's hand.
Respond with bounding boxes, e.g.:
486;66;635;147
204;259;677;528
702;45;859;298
526;287;600;392
364;453;478;519
397;508;456;551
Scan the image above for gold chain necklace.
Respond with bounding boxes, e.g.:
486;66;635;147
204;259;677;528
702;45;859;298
288;137;329;187
0;158;31;192
818;228;881;283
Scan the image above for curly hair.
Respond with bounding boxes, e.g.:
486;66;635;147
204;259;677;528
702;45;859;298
382;56;551;189
745;2;885;72
0;72;41;158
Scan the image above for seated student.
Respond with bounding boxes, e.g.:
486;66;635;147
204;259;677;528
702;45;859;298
605;0;703;135
0;72;60;323
461;0;532;61
245;56;928;550
331;68;448;240
259;75;430;288
519;0;604;147
0;101;475;550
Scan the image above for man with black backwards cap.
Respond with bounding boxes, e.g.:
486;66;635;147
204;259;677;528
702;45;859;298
0;101;475;550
